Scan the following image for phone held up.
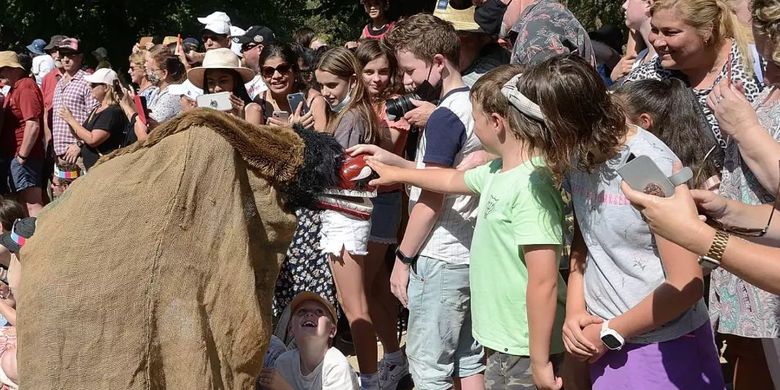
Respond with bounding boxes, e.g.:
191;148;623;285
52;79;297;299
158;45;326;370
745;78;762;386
197;92;232;111
286;92;307;115
618;154;693;198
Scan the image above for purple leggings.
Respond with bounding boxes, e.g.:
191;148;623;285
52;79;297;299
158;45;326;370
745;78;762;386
590;323;726;390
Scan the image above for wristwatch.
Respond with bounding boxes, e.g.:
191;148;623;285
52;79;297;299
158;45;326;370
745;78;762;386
600;320;625;351
698;230;730;270
394;248;417;265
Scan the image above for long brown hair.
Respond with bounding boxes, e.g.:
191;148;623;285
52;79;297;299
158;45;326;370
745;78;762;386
149;45;186;83
355;39;403;101
317;47;381;145
503;55;627;181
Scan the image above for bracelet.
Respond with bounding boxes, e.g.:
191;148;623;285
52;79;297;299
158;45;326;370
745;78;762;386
131;113;138;122
16;154;27;160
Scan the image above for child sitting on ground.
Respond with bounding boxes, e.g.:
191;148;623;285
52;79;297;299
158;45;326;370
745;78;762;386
257;292;359;390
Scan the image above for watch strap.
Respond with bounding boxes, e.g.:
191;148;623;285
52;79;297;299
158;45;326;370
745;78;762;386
704;230;729;264
395;248;417;265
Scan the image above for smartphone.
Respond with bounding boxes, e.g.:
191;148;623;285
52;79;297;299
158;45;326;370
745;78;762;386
133;95;148;125
139;36;154;47
287;92;307;115
272;110;290;122
197;92;232;111
618;155;692;198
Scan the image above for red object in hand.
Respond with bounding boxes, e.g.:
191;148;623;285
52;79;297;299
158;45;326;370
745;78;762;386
337;154;377;196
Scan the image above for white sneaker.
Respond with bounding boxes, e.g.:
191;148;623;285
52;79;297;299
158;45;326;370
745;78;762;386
378;356;409;390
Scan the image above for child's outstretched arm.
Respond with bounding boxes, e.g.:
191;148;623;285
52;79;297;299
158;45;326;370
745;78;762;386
525;244;563;390
366;159;474;195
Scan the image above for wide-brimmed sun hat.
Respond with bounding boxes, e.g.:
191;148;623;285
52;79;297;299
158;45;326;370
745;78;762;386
186;48;255;89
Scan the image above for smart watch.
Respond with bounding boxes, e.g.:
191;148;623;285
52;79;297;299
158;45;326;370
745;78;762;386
600;320;625;351
394;248;417;265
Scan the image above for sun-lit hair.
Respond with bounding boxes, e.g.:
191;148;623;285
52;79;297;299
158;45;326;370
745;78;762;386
383;13;460;65
128;51;146;70
355;38;403;101
317;47;382;145
651;0;753;72
753;0;780;65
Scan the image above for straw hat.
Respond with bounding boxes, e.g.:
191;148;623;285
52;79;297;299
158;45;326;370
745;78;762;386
186;48;255;89
0;52;23;69
433;3;481;32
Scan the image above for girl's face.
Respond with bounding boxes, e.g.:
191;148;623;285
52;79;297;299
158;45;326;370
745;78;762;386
622;0;650;31
470;101;499;154
363;0;385;19
262;56;294;95
361;55;391;97
649;8;710;71
316;69;354;107
206;69;236;94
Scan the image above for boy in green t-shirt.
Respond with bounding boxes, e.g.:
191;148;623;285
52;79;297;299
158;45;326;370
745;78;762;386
354;64;566;389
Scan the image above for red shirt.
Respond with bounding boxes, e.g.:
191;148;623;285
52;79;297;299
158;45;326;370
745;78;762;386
1;77;45;159
41;68;62;130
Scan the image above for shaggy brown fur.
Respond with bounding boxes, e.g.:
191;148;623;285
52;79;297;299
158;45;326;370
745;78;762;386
102;109;306;186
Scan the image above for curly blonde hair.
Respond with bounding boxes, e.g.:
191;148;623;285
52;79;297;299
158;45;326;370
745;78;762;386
753;0;780;65
652;0;753;72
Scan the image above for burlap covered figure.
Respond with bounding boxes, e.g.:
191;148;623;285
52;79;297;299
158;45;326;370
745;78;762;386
17;109;342;389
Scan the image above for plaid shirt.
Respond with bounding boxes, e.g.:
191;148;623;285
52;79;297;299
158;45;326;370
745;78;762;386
51;70;99;156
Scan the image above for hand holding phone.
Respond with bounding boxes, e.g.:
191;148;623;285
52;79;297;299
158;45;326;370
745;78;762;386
618;155;693;198
197;92;233;111
287;93;307;115
272;110;290;122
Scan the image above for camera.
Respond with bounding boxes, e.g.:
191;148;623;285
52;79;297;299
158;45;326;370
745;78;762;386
385;94;418;121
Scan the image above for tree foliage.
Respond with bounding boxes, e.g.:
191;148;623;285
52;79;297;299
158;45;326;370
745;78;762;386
0;0;624;69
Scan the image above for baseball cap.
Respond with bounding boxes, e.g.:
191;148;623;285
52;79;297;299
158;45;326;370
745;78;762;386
0;217;36;255
168;80;203;100
290;291;338;324
44;35;66;51
162;36;178;47
92;47;108;59
183;37;200;51
198;11;232;35
230;26;246;57
58;38;82;53
233;25;277;46
27;39;47;55
83;68;118;85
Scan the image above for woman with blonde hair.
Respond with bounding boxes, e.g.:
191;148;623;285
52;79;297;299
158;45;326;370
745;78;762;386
625;0;761;148
127;51;158;102
59;68;128;169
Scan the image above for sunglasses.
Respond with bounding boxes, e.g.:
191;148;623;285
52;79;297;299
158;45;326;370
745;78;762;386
262;63;292;78
707;160;780;237
242;43;260;53
89;83;104;88
202;34;225;42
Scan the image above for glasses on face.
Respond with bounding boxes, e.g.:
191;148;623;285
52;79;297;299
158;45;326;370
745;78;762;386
202;34;223;43
59;51;79;59
262;63;292;78
89;83;102;89
709;160;780;237
242;43;259;53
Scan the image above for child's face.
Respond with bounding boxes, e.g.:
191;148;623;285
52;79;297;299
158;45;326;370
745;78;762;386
51;176;69;198
363;0;386;19
471;101;500;154
315;69;354;108
361;55;391;97
291;301;336;341
396;49;440;93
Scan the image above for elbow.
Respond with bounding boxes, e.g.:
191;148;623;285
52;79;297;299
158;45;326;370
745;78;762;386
668;277;705;307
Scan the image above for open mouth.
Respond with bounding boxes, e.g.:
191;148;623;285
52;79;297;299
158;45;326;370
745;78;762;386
301;320;317;328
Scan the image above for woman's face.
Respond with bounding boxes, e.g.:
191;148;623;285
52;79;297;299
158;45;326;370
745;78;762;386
145;56;166;85
206;69;236;94
128;62;146;84
315;69;353;107
298;57;314;87
262;56;294;95
361;55;391;97
623;0;650;31
649;8;710;71
90;83;107;101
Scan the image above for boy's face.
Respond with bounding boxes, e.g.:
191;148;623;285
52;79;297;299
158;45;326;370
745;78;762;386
291;301;336;342
363;0;385;18
396;49;441;93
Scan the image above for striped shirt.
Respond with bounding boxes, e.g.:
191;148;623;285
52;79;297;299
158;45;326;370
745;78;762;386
51;70;99;156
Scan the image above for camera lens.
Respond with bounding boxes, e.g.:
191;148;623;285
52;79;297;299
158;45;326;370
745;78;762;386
385;94;416;121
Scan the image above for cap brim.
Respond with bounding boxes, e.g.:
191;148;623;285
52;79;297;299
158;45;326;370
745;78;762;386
0;233;20;254
290;291;338;323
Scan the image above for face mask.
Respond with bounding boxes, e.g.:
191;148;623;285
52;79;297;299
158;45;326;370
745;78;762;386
328;84;352;113
147;70;161;85
413;64;442;103
475;0;510;36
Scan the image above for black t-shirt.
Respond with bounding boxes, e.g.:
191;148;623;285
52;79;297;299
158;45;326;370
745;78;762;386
81;105;128;169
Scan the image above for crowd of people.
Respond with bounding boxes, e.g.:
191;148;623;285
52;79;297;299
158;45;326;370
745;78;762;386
0;0;779;389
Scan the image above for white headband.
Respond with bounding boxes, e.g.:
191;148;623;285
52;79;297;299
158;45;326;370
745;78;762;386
501;74;545;122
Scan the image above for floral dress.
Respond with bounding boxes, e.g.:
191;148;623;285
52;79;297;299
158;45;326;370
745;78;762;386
272;208;338;318
711;86;780;338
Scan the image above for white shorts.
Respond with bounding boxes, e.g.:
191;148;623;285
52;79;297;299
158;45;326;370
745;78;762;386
319;209;371;256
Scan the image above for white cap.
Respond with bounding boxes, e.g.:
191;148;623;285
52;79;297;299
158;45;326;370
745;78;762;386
168;80;203;100
84;68;118;85
230;26;246;57
198;11;231;35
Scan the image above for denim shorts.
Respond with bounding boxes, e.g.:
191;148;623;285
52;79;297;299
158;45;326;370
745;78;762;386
0;158;43;193
406;255;485;390
369;190;402;244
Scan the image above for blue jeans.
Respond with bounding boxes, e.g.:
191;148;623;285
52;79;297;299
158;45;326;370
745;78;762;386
406;255;485;390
